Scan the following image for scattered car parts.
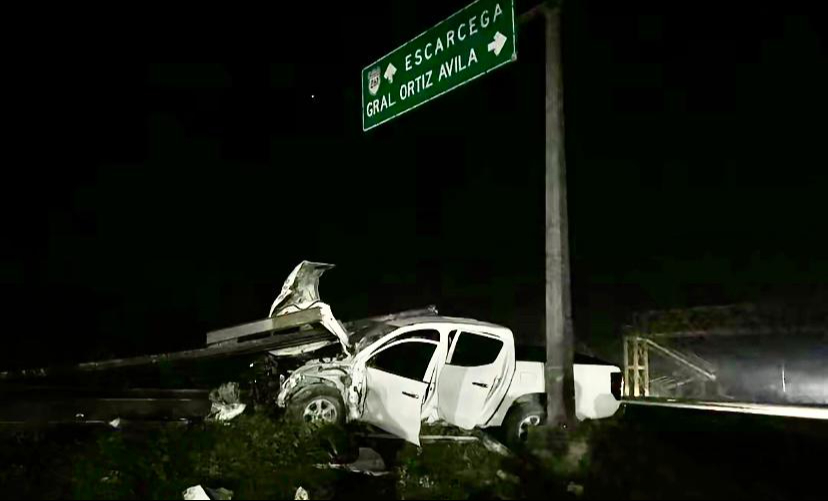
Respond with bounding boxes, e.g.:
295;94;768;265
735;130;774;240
207;382;246;422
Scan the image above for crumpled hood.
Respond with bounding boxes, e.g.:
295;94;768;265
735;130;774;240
267;261;352;354
269;261;336;317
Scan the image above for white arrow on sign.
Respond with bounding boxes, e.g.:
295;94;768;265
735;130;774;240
488;32;507;56
384;63;397;83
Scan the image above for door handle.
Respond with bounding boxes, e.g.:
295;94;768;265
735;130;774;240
472;382;489;388
402;391;420;399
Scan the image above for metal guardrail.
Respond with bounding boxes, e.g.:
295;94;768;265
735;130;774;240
0;307;439;381
622;398;828;420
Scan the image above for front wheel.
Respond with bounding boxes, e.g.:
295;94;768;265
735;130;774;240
502;400;546;449
286;385;345;428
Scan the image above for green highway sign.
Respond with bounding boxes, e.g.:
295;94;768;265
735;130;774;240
362;0;516;131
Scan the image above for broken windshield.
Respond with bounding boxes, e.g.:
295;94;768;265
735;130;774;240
350;322;398;354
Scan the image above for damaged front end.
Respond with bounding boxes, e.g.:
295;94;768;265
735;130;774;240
272;318;419;423
259;261;439;424
275;357;365;422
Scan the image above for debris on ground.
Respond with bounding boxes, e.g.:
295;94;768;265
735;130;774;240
563;438;590;471
100;470;121;484
294;486;309;500
474;431;512;456
496;469;520;484
395;434;522;500
183;485;234;500
567;481;585;497
206;487;234;500
207;383;246;422
421;435;479;443
183;485;210;500
318;447;389;476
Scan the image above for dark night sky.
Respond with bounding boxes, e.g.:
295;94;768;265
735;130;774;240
3;2;827;369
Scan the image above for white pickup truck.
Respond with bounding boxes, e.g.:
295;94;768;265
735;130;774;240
276;312;623;446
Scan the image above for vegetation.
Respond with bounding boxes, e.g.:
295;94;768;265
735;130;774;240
2;408;826;500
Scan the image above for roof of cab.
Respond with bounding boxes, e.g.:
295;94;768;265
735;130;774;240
387;315;511;332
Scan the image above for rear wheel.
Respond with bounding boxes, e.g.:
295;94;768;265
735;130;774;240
286;385;345;428
502;400;546;449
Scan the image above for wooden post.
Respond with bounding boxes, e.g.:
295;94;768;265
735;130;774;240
633;338;641;397
623;337;630;397
544;5;574;427
643;342;650;396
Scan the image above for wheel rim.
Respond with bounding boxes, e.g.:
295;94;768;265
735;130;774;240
517;414;542;441
302;397;338;424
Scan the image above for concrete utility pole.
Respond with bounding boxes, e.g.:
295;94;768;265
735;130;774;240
545;5;575;429
521;3;574;429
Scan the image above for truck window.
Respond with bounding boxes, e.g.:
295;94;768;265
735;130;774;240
391;329;440;343
367;340;438;381
448;332;503;367
372;328;441;353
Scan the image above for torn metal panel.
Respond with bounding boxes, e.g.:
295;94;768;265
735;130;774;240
210;403;245;422
266;261;439;356
308;302;352;356
269;261;335;316
267;261;352;354
207;382;246;422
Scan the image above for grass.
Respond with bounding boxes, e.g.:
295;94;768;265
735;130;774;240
2;414;341;500
394;433;519;499
3;407;827;499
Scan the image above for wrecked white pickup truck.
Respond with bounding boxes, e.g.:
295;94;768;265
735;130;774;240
0;260;621;446
269;262;623;447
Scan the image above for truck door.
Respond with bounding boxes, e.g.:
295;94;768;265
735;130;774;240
362;336;441;445
437;330;513;429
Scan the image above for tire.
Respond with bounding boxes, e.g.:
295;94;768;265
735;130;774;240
286;385;345;429
502;400;546;449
